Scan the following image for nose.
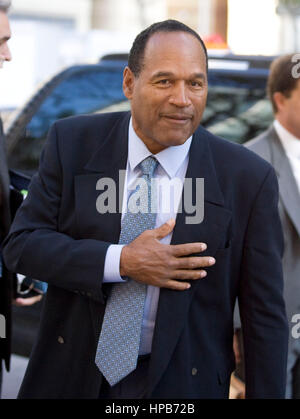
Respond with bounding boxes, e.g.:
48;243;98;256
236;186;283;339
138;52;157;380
4;43;12;61
1;43;12;61
169;81;191;107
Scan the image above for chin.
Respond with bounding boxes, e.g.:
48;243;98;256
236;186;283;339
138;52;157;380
166;135;191;146
147;131;192;153
170;139;189;146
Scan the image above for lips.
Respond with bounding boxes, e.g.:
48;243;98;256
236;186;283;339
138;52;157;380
161;114;192;123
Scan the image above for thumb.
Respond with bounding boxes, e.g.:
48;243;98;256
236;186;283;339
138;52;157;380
153;218;175;240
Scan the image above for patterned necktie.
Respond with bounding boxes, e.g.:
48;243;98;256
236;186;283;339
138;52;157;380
95;156;158;387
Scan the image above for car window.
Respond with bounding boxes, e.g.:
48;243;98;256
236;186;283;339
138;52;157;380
7;67;125;174
204;80;273;143
97;100;131;114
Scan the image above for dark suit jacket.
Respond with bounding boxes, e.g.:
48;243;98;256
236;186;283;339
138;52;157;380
3;112;288;398
0;118;12;371
247;127;300;352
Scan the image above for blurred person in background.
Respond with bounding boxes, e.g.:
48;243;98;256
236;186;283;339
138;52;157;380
0;0;13;397
245;54;300;399
0;0;41;397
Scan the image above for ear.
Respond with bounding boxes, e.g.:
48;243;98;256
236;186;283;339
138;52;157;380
123;66;135;100
273;91;286;113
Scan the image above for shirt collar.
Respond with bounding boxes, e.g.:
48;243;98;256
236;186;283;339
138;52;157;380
128;117;192;178
274;119;300;160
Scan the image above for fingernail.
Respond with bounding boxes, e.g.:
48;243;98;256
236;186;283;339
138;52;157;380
201;243;207;251
186;284;191;289
201;271;207;278
209;257;215;265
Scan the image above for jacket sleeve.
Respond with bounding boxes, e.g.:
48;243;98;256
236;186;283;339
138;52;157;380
2;123;111;304
239;166;289;399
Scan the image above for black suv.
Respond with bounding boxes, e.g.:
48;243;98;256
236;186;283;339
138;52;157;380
4;53;275;356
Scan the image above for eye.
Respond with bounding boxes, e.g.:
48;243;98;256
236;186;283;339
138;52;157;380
157;79;171;86
190;80;204;88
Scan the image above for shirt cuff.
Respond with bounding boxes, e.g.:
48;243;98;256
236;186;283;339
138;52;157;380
103;244;126;283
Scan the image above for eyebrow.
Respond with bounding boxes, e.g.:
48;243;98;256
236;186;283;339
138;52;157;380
151;71;206;81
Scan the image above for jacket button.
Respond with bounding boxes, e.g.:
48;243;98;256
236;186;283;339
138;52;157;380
192;367;197;376
58;336;65;344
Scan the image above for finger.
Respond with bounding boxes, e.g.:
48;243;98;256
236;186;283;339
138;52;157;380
13;295;43;307
153;218;176;240
174;256;215;269
171;242;207;257
172;269;207;280
163;279;191;291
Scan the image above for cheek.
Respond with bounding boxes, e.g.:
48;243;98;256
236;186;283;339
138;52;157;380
288;102;300;120
132;90;160;113
296;102;300;115
193;98;207;118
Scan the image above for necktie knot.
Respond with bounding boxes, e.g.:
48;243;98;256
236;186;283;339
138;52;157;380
139;156;158;178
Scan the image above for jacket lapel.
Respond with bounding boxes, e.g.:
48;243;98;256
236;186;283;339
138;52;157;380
269;127;300;237
74;113;130;244
74;112;130;341
147;127;232;395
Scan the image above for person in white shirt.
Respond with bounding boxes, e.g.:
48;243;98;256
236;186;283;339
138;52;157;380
245;54;300;398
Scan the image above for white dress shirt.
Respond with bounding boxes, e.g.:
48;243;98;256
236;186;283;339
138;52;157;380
103;118;192;354
274;119;300;193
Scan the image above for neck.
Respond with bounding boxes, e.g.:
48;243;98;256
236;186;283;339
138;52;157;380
276;116;300;141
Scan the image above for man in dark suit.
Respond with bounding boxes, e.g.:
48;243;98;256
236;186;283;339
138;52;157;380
0;0;13;394
3;20;288;399
0;113;12;396
0;0;42;396
246;55;300;398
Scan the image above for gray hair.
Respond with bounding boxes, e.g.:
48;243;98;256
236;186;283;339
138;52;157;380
0;0;11;13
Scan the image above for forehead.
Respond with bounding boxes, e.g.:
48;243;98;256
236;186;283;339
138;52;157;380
142;31;206;75
0;11;11;39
